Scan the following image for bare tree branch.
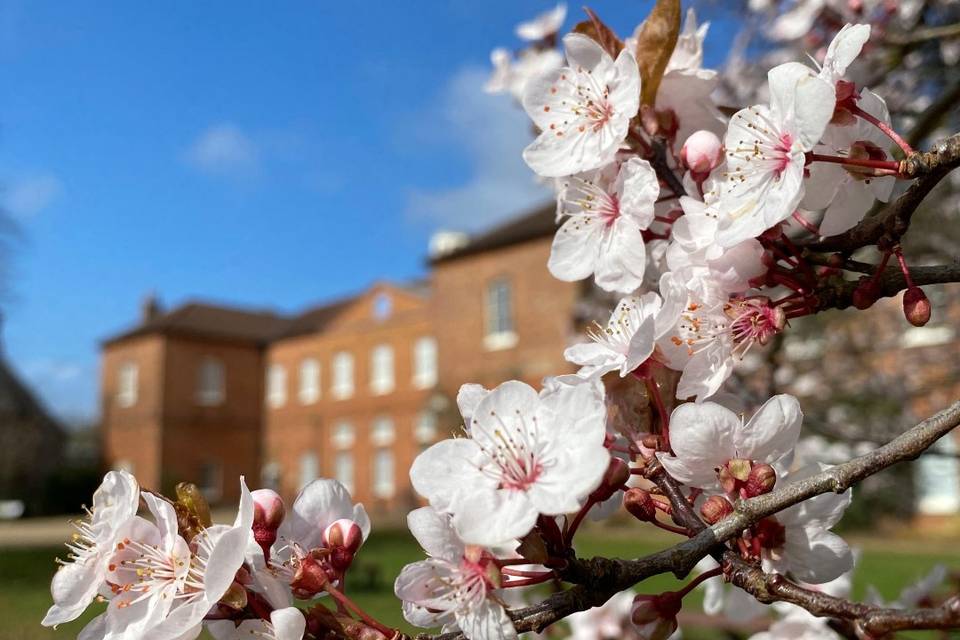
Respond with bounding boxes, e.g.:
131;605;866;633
725;554;960;635
813;263;960;311
417;401;960;640
883;22;960;46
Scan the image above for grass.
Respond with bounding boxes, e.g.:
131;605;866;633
2;526;956;640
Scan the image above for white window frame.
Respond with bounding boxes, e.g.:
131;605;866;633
335;451;354;495
331;351;354;399
372;449;395;498
117;362;139;408
484;277;517;351
267;363;287;408
299;357;321;405
332;421;355;449
415;410;438;444
370;415;395;447
412;337;438;389
299;451;320;490
370;344;395;395
196;357;225;406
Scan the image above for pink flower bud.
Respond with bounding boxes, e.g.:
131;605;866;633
700;495;734;524
251;489;285;562
624;488;657;522
323;519;364;572
903;287;931;327
852;276;880;310
589;457;631;503
744;463;777;497
680;130;723;175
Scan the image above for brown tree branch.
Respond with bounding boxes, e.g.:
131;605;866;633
803;133;960;253
883;22;960;46
813;263;960;312
724;554;960;635
417;400;960;640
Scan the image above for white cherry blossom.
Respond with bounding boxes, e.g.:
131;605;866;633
410;379;609;546
803;89;896;235
522;33;640;177
715;62;834;247
655;274;785;401
548;158;660;293
515;3;566;41
208;608;305;640
42;470;140;627
134;480;253;640
395;507;516;640
760;463;854;584
656;395;803;492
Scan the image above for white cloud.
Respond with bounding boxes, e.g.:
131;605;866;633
3;174;62;218
184;123;260;177
405;66;550;231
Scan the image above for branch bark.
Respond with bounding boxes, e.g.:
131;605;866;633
417;400;960;640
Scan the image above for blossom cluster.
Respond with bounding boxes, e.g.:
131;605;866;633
45;2;957;640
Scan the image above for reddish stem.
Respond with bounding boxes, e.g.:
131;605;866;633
676;567;724;599
503;574;556;588
893;247;916;288
848;103;915;155
502;567;553;578
807;152;902;173
563;498;596;546
650;519;691;536
324;582;395;637
792;210;821;235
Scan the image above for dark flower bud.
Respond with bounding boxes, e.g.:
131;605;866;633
700;495;734;524
745;463;777;497
903;287;931;327
852;276;880;310
624;488;657;522
590;458;631;503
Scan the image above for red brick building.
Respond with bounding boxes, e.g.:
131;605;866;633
100;206;580;509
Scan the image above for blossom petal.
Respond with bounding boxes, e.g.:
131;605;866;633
657;401;738;487
548;214;604;282
410;438;489;512
271;607;307;640
783;528;854;584
455;597;518;640
452;487;538;546
734;394;803;463
594;215;647;293
406;507;464;562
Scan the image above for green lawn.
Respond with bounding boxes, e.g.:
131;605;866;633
2;526;955;640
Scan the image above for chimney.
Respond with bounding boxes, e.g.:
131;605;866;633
141;292;162;322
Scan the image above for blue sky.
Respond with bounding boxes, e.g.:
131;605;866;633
0;1;737;422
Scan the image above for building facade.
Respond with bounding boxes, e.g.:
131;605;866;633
100;206;579;510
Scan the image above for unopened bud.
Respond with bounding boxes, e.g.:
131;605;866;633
251;489;285;562
590;457;631;502
624;488;657;522
852;276;880;310
903;287;931;327
727;458;752;482
700;495;734;524
745;463;777;497
680;130;724;175
323;518;364;571
631;593;681;640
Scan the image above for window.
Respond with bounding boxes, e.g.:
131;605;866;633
261;461;281;491
412;337;438;389
331;351;354;399
199;461;223;502
415;411;438;444
373;449;395;498
299;358;321;404
117;362;138;407
196;357;225;406
371;415;395;446
299;452;319;490
485;277;517;350
267;364;287;408
335;451;354;494
370;345;394;395
332;421;355;449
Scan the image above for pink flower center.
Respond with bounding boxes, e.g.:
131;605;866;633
771;133;793;178
725;297;786;357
